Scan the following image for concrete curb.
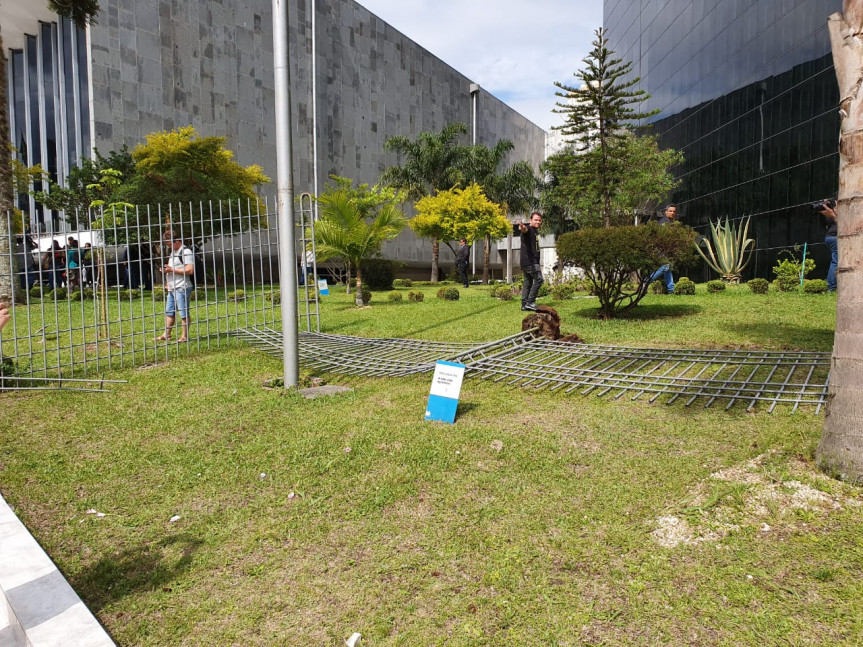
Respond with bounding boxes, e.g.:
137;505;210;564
0;493;115;646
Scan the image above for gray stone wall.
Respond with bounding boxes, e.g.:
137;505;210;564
88;0;546;269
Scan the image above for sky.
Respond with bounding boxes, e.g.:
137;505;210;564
355;0;604;132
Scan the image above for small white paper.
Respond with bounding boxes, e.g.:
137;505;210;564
346;632;362;647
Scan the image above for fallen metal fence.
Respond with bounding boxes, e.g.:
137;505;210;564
232;327;831;413
1;197;319;388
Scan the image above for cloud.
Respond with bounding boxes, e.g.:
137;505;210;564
355;0;602;130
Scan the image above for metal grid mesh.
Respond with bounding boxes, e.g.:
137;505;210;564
233;328;830;413
468;341;831;413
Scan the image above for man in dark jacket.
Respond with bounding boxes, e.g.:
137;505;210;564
647;204;678;293
455;238;470;288
515;211;543;311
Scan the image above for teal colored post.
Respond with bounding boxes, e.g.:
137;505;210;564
800;242;808;286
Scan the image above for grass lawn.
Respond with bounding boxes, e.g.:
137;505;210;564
2;283;859;646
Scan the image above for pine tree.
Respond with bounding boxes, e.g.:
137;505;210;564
553;27;659;228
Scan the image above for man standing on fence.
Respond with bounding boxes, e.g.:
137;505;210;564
156;231;195;343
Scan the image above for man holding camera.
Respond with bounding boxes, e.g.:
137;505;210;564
515;211;544;311
817;200;838;292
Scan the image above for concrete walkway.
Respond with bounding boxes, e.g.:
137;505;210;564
0;493;114;647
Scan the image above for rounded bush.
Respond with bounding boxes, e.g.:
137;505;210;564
82;288;95;300
803;279;828;294
265;290;281;304
69;290;82;302
361;289;372;304
392;278;412;288
387;290;403;302
151;287;166;301
49;287;67;300
551;284;575;300
496;289;513;301
706;280;726;293
120;289;140;299
537;283;550;298
747;278;769;294
437;287;459;301
29;286;43;299
407;290;424;302
774;276;799;293
227;289;246;301
650;281;667;295
674;277;696;295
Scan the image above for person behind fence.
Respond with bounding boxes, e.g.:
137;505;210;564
81;243;94;288
647;204;678;294
0;302;10;332
66;237;81;290
514;211;544;311
156;231;195;343
818;200;838;292
455;238;470;288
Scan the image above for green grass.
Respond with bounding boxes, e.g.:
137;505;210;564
1;282;858;646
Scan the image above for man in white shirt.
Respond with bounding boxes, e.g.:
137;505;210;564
155;230;195;343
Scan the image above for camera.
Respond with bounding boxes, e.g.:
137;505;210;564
810;198;836;212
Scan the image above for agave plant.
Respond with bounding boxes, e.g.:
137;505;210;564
694;216;754;283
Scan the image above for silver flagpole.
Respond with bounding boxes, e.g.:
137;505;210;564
273;0;299;387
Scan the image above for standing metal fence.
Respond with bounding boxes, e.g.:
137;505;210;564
0;197;317;385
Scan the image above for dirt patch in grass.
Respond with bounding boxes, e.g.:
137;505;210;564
652;452;861;549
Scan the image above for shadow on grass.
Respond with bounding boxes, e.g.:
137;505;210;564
570;303;704;320
723;322;835;351
73;533;203;611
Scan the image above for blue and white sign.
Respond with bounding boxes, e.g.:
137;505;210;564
424;360;466;424
317;279;329;296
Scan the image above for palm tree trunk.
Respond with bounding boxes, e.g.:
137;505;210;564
354;267;364;307
0;33;20;305
483;234;491;284
818;4;863;483
431;238;439;282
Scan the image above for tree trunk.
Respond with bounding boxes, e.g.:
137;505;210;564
0;32;20;306
818;4;863;483
431;238;439;282
354;267;364;307
345;261;352;295
482;234;491;284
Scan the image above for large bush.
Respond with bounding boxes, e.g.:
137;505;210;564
556;223;697;318
360;258;397;291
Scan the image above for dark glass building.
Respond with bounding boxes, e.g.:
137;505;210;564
604;0;842;280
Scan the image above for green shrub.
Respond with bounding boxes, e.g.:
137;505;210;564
650;281;667;295
360;258;397;291
29;285;43;299
774;276;799;293
551;284;575;300
804;279;828;294
706;280;726;293
537;283;550;298
120;289;140;299
265;290;281;304
360;289;372;304
151;286;165;301
82;288;94;300
392;278;412;287
407;290;424;302
48;287;67;300
69;290;82;302
772;252;814;293
748;278;769;294
556;223;697;318
674;277;696;295
496;289;514;301
387;290;403;302
437;287;459;301
227;289;246;301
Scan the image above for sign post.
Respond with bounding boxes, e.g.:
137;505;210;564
425;361;466;424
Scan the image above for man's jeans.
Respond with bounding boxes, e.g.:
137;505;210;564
825;235;838;291
521;264;544;306
649;264;674;293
